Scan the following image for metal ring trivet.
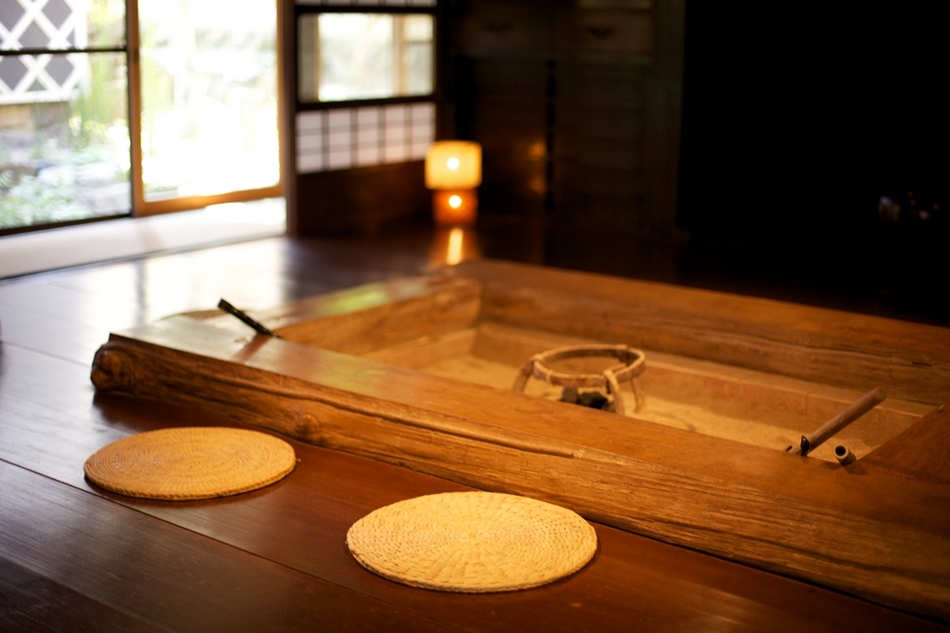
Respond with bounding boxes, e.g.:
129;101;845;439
512;344;646;414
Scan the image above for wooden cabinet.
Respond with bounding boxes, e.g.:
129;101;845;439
452;0;683;236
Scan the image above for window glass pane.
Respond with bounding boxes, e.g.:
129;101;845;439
85;0;127;49
319;13;393;102
0;51;130;230
402;15;432;95
139;0;279;201
297;13;433;103
0;0;126;51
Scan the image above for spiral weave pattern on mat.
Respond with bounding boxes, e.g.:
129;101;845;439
346;491;598;592
83;427;296;500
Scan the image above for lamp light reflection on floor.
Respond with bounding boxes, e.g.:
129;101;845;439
447;227;464;265
429;227;480;268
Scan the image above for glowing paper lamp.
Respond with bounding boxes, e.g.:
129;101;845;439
425;141;482;226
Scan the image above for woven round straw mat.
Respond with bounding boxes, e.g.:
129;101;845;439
346;491;597;592
83;427;296;500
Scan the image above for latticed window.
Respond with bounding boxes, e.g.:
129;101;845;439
0;0;129;232
0;0;88;104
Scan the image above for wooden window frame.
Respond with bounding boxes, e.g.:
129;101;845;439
293;4;438;114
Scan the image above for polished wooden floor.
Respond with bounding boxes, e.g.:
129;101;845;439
1;225;946;632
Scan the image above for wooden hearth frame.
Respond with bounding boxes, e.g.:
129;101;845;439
91;260;950;621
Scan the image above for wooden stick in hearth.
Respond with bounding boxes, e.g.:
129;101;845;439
787;388;887;456
217;299;282;339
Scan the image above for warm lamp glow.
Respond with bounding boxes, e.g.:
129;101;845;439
432;189;477;226
425;141;482;226
425;141;482;189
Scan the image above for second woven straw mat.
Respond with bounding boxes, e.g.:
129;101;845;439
84;427;297;500
347;491;598;592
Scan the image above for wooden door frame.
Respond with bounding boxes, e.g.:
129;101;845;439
127;0;286;218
